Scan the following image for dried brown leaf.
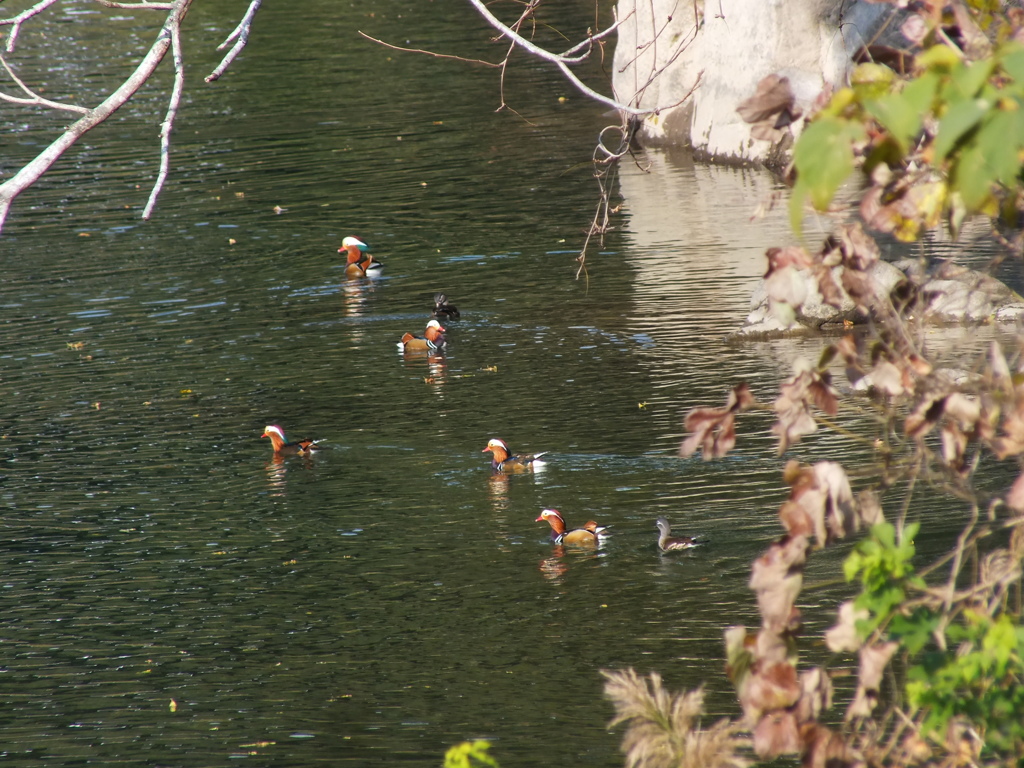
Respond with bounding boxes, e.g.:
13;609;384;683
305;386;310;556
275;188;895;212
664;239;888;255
825;600;870;653
814;462;858;541
809;263;846;309
743;662;800;720
681;384;754;460
724;626;754;685
779;499;814;538
990;341;1013;395
801;724;861;768
905;392;948;439
749;535;808;634
865;360;905;397
752;710;801;758
765;265;809;308
838;222;880;271
857;489;885;527
993;400;1024;459
846;641;898;719
737;75;796;124
795;667;833;724
773;362;839;454
1006;470;1024;513
940;423;968;470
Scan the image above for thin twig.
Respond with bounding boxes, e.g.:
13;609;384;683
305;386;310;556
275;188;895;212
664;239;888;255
0;0;194;232
0;54;90;113
205;0;262;82
94;1;174;8
0;0;60;52
357;32;501;67
466;0;654;116
558;12;626;59
143;10;185;219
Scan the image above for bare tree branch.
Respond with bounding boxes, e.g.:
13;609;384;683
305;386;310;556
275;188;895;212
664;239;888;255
465;0;653;116
0;0;61;52
357;31;502;68
143;8;185;219
205;0;262;82
0;0;194;232
0;0;265;233
94;1;174;9
0;54;90;113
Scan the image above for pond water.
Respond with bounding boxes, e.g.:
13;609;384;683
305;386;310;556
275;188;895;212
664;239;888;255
0;1;1016;766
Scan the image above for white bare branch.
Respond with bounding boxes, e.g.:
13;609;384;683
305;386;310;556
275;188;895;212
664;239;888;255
0;54;90;113
0;0;61;52
94;1;175;9
205;0;262;82
143;9;186;220
465;0;654;116
0;0;194;232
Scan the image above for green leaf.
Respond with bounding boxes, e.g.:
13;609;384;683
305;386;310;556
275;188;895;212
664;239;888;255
952;142;998;209
795;118;865;205
977;108;1024;185
1000;45;1024;84
865;94;922;152
874;521;896;549
917;44;963;72
934;97;986;161
901;71;942;115
947;58;997;100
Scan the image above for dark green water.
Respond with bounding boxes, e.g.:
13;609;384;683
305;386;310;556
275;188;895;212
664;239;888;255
0;1;1013;766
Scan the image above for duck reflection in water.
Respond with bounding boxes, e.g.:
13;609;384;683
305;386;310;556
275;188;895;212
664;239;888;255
423;352;447;394
487;471;512;514
341;277;378;322
264;450;321;495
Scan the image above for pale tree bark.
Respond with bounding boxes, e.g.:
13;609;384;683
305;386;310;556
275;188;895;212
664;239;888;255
0;0;263;235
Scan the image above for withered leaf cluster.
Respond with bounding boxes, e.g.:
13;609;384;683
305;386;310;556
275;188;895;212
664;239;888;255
680;383;755;460
726;460;884;764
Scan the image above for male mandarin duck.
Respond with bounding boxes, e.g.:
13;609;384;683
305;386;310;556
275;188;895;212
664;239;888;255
338;236;383;277
432;292;460;319
656;517;698;551
536;508;607;547
261;424;323;455
398;319;446;352
482;438;547;473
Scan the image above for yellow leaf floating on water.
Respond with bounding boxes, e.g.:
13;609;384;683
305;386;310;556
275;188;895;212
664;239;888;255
169;699;177;713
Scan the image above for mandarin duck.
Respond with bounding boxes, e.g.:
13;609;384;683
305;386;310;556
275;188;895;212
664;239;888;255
432;292;460;319
338;236;383;277
261;424;323;456
398;319;446;352
656;517;698;551
482;438;547;473
536;509;607;547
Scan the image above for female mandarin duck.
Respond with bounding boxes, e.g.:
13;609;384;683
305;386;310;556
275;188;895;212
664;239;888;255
656;517;698;551
536;509;608;547
432;292;460;319
398;319;446;352
261;424;323;456
482;438;547;473
338;236;383;277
